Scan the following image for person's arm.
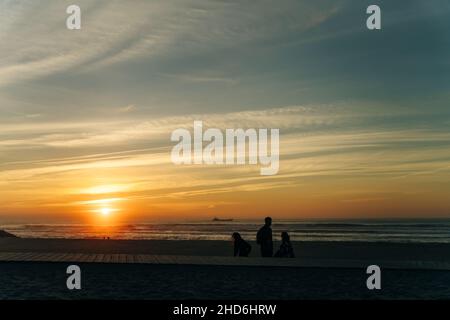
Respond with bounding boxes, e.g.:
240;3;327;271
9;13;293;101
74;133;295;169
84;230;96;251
234;242;238;257
256;228;261;244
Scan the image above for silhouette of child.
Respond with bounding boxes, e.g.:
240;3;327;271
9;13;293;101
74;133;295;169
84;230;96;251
274;232;295;258
232;232;252;257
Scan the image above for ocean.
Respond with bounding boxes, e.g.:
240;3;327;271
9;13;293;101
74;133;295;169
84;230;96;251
2;220;450;243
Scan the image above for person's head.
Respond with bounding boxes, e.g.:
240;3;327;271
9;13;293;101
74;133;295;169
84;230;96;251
232;232;242;241
281;232;290;243
264;217;272;226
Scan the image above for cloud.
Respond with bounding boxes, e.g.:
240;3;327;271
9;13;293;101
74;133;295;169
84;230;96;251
0;0;342;87
1;104;450;192
1;1;449;217
160;72;239;85
116;104;137;113
0;104;350;149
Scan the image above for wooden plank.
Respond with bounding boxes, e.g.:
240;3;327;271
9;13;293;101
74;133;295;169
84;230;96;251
66;253;83;262
77;254;92;263
102;254;112;263
26;252;45;261
155;255;177;264
2;251;450;271
118;254;127;263
94;254;105;263
34;252;57;262
5;252;30;261
140;254;158;264
85;254;98;263
53;253;72;262
110;254;119;264
0;252;19;261
69;253;85;262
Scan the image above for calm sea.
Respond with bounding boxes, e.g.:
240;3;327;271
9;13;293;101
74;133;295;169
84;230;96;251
2;220;450;243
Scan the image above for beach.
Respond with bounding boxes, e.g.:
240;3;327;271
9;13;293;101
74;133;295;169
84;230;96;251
1;238;450;261
2;262;450;300
1;238;450;299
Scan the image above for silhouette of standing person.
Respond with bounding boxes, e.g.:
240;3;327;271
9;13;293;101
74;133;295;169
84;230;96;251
274;232;295;258
256;217;273;257
232;232;251;257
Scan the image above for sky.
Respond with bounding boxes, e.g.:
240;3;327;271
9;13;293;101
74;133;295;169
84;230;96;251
0;0;450;223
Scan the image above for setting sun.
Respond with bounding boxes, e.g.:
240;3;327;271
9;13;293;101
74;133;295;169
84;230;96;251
101;208;111;216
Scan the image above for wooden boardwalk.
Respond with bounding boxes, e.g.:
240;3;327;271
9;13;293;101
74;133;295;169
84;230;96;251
1;251;450;270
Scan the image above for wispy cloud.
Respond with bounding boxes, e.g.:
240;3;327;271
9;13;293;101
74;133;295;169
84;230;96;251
116;104;137;113
0;0;341;87
1;0;449;219
1;104;449;193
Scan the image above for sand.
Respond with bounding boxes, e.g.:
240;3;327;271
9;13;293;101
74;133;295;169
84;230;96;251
1;238;450;299
1;238;450;262
1;262;450;299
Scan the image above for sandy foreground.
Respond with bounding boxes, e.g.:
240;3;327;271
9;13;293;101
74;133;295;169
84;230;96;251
1;238;450;299
1;238;450;261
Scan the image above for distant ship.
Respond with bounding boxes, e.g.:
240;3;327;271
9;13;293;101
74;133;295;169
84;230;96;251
212;217;234;222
